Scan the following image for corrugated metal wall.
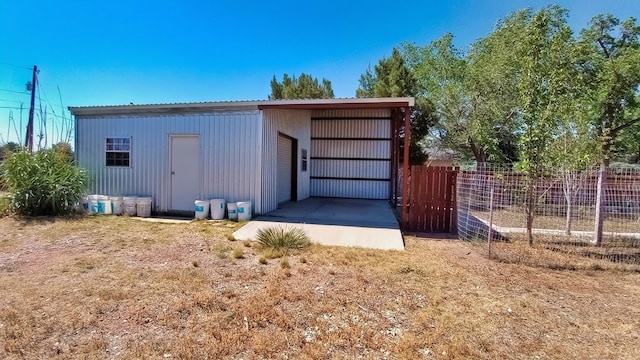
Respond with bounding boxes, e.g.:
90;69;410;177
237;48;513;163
75;111;262;213
261;109;311;213
310;109;391;199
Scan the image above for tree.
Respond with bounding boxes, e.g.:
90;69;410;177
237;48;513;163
613;120;640;163
545;81;599;236
575;15;640;245
402;31;520;165
51;142;74;163
0;142;20;162
356;48;436;163
516;6;575;246
269;73;334;99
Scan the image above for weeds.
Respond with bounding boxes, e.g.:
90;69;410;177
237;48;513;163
1;217;639;359
232;248;244;259
1;149;88;216
255;226;310;256
399;265;426;276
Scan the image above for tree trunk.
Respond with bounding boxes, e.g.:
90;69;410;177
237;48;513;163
565;197;573;236
563;174;573;236
592;161;608;246
469;137;487;168
525;180;535;247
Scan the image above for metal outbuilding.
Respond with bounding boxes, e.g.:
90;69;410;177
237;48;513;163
69;97;414;225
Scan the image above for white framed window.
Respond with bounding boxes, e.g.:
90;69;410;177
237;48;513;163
105;137;131;167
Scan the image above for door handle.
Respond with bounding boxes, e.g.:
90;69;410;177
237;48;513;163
171;171;175;175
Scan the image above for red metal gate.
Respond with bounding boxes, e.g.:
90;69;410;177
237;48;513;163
407;166;458;233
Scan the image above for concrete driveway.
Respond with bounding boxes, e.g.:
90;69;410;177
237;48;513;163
232;198;405;250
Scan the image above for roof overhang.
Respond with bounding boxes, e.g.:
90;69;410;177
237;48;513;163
256;97;414;110
68;97;414;117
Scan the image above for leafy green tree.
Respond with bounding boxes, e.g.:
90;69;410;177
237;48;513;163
269;73;334;99
403;30;520;165
613;120;640;163
51;142;74;163
466;15;526;165
575;14;640;245
516;6;575;246
356;48;436;164
0;142;20;162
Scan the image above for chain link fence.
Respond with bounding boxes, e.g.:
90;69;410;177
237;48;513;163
457;165;640;270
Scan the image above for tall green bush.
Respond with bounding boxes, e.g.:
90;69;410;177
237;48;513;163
1;149;89;216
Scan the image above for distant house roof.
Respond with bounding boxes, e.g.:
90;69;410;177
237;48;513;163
68;97;415;116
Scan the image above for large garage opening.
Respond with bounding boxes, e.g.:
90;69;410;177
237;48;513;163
310;109;391;199
257;98;413;229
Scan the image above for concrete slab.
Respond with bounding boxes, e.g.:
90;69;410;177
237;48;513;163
233;198;405;251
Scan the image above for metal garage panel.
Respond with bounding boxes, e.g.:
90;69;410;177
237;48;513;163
311;159;390;179
310;179;389;199
261;109;311;214
277;135;292;204
311;139;390;159
312;119;390;138
309;109;392;199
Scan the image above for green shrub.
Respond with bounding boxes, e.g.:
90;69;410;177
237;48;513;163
255;226;311;254
1;149;89;216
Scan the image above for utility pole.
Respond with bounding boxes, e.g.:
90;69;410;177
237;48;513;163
25;65;37;153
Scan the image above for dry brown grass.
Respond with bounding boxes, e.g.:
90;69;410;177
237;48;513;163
1;216;639;359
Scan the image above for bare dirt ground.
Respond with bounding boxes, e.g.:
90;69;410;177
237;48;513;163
1;216;639;359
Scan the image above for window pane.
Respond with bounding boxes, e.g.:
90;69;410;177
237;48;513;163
106;137;131;167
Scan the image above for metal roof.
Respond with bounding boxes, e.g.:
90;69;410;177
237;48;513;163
68;97;415;116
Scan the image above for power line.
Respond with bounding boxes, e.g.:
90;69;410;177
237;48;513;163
2;106;70;121
0;88;29;95
36;78;54;110
0;61;32;71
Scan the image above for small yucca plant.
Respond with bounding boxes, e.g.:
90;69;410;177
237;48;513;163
255;226;311;254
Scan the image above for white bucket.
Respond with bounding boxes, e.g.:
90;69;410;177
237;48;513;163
136;197;152;218
81;196;90;213
123;196;137;216
227;202;238;221
237;201;252;221
209;199;226;220
97;195;112;215
88;195;99;214
110;197;123;215
194;200;209;220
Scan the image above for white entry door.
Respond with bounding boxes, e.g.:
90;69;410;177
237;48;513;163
277;135;293;204
170;135;200;211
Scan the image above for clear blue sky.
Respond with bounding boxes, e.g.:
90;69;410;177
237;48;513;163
0;0;638;145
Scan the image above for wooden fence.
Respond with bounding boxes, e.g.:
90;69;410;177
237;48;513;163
406;166;459;233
